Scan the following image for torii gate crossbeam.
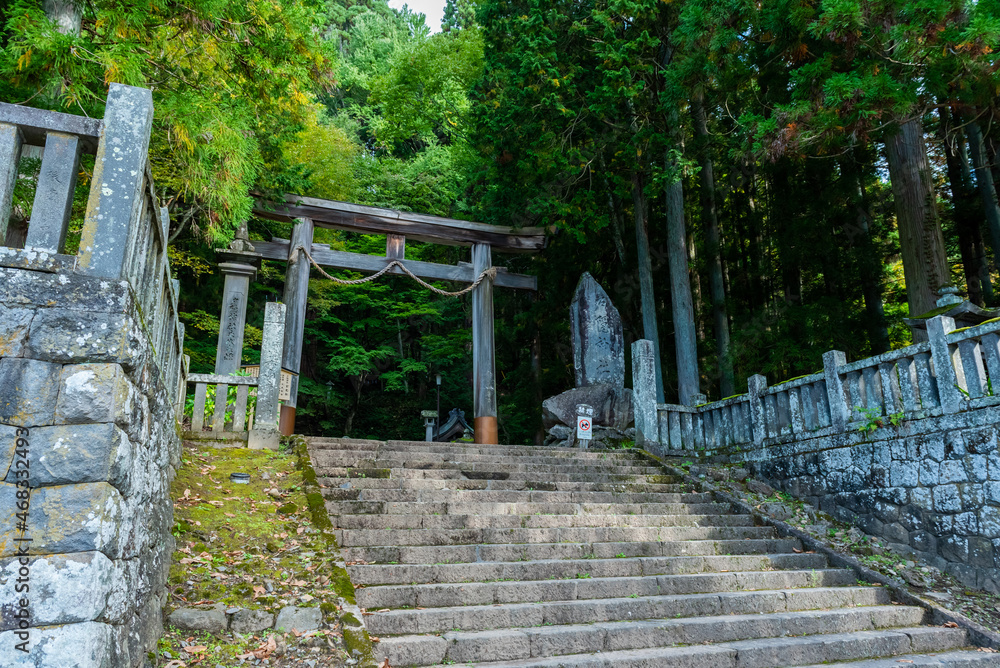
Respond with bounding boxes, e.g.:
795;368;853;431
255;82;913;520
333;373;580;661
250;194;547;445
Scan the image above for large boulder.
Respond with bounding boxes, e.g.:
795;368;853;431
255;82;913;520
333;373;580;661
542;384;633;431
571;273;625;388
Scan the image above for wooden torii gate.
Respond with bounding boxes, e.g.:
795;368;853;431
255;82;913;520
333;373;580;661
252;194;547;445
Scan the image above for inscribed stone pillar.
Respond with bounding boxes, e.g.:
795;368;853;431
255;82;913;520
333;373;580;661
250;302;285;450
471;243;497;445
280;218;314;435
571;272;625;388
631;339;658;447
214;262;256;376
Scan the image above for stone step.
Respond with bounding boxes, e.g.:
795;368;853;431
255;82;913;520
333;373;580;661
375;610;940;667
343;537;804;564
796;652;1000;667
335;513;756;530
308;437;985;668
322;488;712;504
414;628;970;668
321;477;687;493
308;438;638;459
312;451;655;468
357;569;860;613
335;525;777;547
312;457;664;477
316;469;669;484
364;586;885;635
348;553;830;585
326;500;732;516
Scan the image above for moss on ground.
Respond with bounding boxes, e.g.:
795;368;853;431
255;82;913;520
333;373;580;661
156;438;369;667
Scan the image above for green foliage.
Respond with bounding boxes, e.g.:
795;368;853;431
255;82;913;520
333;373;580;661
1;0;336;241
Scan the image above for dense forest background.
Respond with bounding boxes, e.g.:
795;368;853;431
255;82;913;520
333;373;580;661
3;0;1000;443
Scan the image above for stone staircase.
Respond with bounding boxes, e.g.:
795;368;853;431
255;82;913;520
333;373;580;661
309;438;994;667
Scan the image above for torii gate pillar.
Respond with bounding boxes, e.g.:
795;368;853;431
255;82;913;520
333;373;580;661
472;243;498;445
279;218;314;435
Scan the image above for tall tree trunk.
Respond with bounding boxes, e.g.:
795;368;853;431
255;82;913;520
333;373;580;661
848;160;892;352
884;118;951;317
967;120;1000;280
939;109;989;306
631;168;666;402
687;223;705;344
665;152;701;405
691;90;735;397
599;153;627;266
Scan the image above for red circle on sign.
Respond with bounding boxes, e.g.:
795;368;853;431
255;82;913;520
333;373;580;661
579;419;591;431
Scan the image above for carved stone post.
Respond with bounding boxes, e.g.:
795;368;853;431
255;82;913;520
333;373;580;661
471;243;498;445
214;223;260;376
250;302;286;450
927;315;963;414
78;84;153;279
632;339;658;447
747;374;768;446
822;350;850;432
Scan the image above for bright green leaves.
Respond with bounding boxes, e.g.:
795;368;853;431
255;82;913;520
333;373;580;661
1;0;336;241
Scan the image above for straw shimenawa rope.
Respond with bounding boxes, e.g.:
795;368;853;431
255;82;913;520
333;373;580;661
293;245;497;297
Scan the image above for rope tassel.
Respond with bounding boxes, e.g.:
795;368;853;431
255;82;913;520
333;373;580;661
296;245;497;297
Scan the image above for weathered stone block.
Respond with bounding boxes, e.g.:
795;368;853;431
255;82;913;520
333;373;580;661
939;460;968;484
980;506;1000;537
0;620;128;667
0;358;61;427
969;536;995;568
915;434;945;462
570;273;625;388
910;486;932;509
958;483;985;511
0;305;34;357
0;552;121;631
24;309;148;371
168;604;227;632
24;483;124;557
541;384;633;431
0;267;131;313
967;455;989;483
231;608;275;634
910;531;936;553
953;511;979;535
941;534;969;563
274;605;322;633
933;484;961;513
964;427;998;454
3;424;133;495
945;431;968;459
888;462;917;488
918;460;939;486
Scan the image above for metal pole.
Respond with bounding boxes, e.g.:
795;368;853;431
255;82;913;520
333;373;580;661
435;373;442;440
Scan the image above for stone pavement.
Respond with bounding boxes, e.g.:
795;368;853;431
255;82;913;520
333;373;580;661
310;438;996;667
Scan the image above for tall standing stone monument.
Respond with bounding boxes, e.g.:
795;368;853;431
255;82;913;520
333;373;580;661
543;273;633;447
571;272;625;387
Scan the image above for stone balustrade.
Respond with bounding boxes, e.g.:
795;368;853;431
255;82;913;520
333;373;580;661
633;314;1000;593
0;84;186;666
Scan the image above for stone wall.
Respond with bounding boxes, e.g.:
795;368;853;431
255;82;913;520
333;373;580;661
688;405;1000;594
0;264;181;666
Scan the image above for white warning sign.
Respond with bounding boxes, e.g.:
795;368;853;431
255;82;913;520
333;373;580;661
576;415;592;440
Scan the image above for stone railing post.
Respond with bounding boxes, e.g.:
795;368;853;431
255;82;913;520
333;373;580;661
823;350;850;432
747;374;768;445
927;315;963;414
631;339;658;447
250;302;286;450
77;83;154;279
